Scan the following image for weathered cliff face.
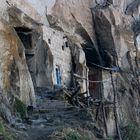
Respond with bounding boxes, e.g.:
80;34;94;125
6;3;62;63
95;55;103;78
92;0;140;124
0;0;139;138
46;0;140;136
0;19;36;103
0;0;41;121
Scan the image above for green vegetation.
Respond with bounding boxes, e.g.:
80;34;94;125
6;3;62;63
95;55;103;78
14;97;27;118
64;95;69;103
65;130;81;140
0;121;13;140
121;123;140;140
50;127;96;140
105;137;113;140
64;129;91;140
0;121;5;135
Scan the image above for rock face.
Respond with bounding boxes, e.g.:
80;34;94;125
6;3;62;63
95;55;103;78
90;0;140;136
0;0;41;120
42;0;140;136
93;0;140;136
0;18;36;103
0;0;139;138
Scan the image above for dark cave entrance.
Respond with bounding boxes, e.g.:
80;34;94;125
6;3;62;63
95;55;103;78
15;27;36;86
88;66;102;100
15;27;32;49
83;44;103;100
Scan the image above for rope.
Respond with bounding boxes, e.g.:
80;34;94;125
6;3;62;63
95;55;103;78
74;73;117;83
88;61;120;72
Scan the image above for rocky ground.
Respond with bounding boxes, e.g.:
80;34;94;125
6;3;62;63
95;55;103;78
12;88;102;140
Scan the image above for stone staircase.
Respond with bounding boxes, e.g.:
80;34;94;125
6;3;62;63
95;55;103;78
15;88;103;140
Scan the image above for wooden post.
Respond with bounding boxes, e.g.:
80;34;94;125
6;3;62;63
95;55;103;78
100;71;108;137
110;71;122;140
102;101;108;136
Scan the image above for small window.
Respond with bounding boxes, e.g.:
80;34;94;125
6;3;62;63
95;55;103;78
55;65;61;85
63;36;69;48
65;41;69;48
62;45;65;51
48;38;51;44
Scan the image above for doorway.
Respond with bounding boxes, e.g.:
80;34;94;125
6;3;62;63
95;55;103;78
55;65;61;85
15;27;36;86
88;66;102;100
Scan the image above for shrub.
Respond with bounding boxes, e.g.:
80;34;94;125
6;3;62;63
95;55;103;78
64;129;91;140
14;97;27;118
121;123;140;140
0;121;13;140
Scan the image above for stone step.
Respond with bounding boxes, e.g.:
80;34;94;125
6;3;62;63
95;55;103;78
33;106;76;114
36;101;71;109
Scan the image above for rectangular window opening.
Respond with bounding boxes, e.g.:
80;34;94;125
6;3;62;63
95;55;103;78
56;65;61;85
14;27;32;50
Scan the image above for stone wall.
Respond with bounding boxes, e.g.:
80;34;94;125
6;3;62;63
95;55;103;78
43;26;72;87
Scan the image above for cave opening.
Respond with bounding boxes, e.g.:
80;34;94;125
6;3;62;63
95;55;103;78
14;27;36;86
93;11;118;67
15;27;32;49
88;66;102;100
82;44;103;100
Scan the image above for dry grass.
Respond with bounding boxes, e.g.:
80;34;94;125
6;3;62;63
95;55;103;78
49;127;98;140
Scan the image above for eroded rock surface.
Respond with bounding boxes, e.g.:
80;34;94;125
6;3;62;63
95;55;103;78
47;0;140;136
0;0;139;139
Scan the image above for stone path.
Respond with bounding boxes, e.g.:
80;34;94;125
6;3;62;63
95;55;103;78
15;88;102;140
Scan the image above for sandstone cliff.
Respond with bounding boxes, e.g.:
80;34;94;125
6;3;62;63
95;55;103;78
0;0;139;140
46;0;140;136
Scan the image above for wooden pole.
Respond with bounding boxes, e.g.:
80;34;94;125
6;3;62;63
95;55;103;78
110;71;122;140
100;73;108;137
102;101;108;136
